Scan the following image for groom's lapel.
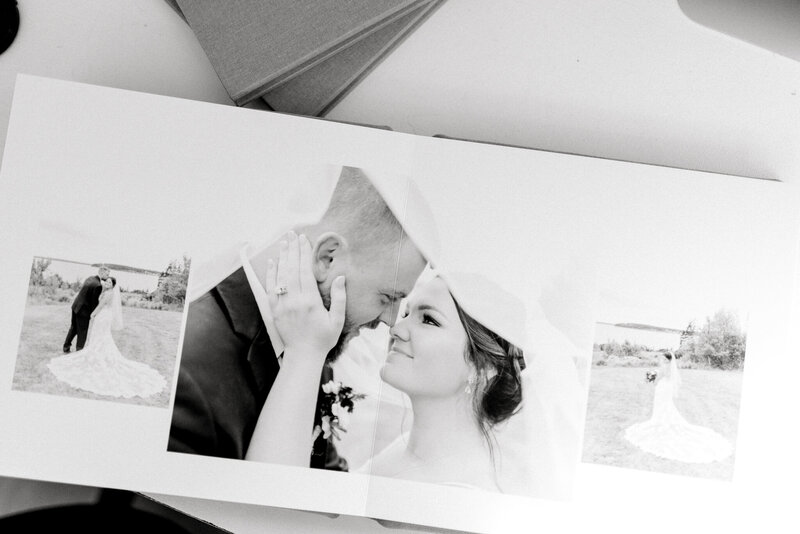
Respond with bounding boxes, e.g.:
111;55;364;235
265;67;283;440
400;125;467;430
215;268;260;340
215;268;278;395
246;328;278;395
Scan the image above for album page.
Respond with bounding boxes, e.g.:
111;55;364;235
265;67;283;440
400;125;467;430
0;75;797;533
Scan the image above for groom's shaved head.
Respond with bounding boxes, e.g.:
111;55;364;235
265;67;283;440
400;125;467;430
311;166;426;361
320;167;404;253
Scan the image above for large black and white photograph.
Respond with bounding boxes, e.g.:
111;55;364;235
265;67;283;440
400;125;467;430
167;162;592;501
12;254;189;407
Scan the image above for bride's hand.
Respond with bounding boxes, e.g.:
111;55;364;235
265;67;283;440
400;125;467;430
245;232;346;467
267;231;346;358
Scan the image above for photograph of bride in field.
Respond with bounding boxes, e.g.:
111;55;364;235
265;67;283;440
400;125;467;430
584;311;744;480
12;254;190;408
580;187;758;480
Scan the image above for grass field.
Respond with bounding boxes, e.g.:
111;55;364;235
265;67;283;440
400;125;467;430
582;366;742;480
12;302;183;408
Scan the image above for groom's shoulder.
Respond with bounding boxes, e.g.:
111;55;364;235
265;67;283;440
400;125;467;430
182;290;235;357
184;270;240;327
187;268;261;340
180;269;259;364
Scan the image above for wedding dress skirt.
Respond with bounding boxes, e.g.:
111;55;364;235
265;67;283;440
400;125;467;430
48;306;165;398
624;377;732;463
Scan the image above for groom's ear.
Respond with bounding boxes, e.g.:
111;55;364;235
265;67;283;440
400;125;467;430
312;232;350;283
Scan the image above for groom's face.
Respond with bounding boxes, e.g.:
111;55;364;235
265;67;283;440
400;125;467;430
320;238;425;360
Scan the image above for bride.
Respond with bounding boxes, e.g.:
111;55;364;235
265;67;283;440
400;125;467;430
245;234;525;491
48;277;165;399
624;351;732;463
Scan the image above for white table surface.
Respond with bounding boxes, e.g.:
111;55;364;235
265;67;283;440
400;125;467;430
0;1;797;533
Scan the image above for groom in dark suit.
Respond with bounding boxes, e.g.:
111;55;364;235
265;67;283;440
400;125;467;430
167;168;427;469
63;265;110;352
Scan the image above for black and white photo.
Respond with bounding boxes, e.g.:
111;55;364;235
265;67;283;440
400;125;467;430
167;164;590;500
580;170;774;481
13;255;189;407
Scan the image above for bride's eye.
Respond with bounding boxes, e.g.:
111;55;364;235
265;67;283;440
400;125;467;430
422;313;439;327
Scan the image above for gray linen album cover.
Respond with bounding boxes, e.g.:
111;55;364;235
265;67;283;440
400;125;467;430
176;0;428;105
168;0;441;116
262;1;443;117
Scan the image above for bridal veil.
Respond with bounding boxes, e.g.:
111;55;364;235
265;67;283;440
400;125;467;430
184;166;586;499
110;283;124;331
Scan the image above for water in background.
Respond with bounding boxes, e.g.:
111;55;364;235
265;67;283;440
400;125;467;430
594;322;682;351
44;259;160;293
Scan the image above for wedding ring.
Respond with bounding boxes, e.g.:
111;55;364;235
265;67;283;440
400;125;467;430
274;286;288;296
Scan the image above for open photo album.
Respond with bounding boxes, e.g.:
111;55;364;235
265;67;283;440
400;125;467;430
0;76;797;533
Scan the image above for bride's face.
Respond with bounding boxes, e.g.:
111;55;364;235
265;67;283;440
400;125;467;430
380;277;471;398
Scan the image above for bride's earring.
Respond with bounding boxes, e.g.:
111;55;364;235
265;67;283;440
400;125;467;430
464;375;476;395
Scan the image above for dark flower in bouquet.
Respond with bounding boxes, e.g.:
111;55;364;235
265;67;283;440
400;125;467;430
312;380;366;441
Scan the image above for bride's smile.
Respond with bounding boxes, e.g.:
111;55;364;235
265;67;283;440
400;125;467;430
380;277;472;399
386;344;412;359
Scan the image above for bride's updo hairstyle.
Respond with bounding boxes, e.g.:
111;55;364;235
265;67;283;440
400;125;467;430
453;299;525;437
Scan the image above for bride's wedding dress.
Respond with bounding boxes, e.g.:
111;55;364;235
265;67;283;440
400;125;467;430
354;434;499;491
48;287;165;398
624;360;732;463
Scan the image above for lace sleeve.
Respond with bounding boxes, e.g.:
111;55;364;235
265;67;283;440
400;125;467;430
93;291;110;313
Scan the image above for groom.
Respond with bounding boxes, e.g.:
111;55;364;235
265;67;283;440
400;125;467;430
63;265;110;353
168;167;427;469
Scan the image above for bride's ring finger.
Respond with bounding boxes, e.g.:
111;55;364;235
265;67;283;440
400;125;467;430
275;238;289;292
274;285;288;296
265;259;279;311
286;231;301;296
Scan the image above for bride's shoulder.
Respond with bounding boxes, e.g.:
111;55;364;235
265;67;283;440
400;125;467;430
359;439;501;492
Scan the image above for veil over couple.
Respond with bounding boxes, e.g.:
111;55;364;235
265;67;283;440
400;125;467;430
49;266;165;398
169;167;581;496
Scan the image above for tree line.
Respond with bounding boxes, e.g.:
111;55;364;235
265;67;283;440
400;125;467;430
597;309;746;370
675;310;746;370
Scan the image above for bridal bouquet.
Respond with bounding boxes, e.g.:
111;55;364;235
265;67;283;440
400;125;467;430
313;380;366;441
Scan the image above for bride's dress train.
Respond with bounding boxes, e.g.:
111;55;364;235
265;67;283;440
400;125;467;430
48;304;165;398
624;374;732;463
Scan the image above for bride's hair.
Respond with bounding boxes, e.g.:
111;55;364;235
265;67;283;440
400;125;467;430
453;300;524;440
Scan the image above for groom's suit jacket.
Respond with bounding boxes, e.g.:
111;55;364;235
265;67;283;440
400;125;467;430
168;267;346;470
71;275;103;317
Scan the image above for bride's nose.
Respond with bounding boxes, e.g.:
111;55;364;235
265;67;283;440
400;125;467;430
389;320;409;341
